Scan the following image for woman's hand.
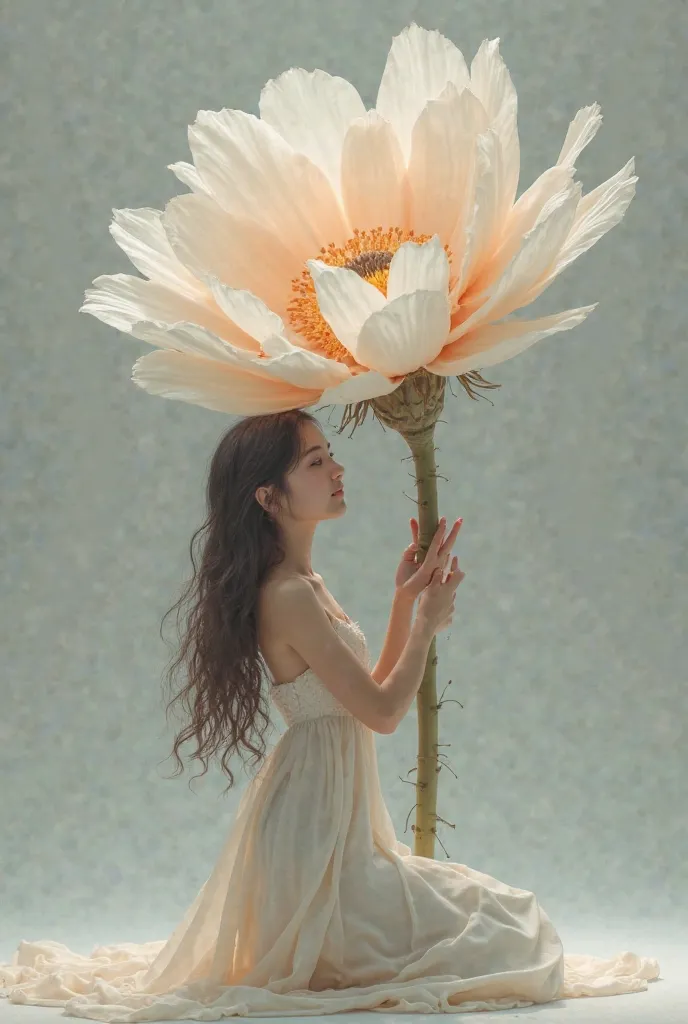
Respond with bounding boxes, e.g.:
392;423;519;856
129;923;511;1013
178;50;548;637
394;516;463;601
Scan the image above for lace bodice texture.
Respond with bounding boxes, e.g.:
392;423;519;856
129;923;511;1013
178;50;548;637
269;617;369;727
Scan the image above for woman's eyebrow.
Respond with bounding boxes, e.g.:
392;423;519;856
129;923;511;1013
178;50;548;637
302;442;331;459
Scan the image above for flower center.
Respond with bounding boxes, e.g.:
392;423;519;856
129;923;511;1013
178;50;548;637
287;227;452;363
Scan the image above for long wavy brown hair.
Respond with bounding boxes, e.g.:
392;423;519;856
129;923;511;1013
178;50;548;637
157;408;321;795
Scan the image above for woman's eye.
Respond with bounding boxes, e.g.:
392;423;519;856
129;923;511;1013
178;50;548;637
313;452;334;466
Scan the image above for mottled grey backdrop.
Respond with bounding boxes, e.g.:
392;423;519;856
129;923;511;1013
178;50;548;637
2;0;686;987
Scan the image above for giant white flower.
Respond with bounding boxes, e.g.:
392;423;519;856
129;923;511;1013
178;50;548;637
81;23;637;415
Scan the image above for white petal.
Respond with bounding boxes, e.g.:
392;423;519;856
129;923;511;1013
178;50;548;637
386;235;449;302
205;279;286;344
497;104;606;313
80;274;259;352
187;108;349;251
129;320;258;361
407;83;488;247
510;168;574;236
258;333;352;389
556;103;604;171
427;304;598;376
526;158;637;303
258;334;407;405
449;180;581;341
356;290;450;375
108;208;206;299
469;38;520;212
485;102;603;310
340;110;408;233
131;349;324;416
307;259;386;355
259;67;366;199
376;22;470;165
167;160;211;197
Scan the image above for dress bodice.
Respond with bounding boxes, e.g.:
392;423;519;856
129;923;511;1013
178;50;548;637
269;617;369;727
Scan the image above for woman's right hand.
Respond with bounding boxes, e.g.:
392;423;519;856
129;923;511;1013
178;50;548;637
416;540;465;635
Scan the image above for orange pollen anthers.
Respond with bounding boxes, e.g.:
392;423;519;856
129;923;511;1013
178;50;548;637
287;227;453;363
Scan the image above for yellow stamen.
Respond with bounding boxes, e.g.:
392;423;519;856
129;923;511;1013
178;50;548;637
287;227;453;363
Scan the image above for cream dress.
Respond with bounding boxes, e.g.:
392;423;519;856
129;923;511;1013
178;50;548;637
0;617;660;1020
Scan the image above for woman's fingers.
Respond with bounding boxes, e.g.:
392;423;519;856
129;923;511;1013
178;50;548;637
423;517;463;559
438;520;461;558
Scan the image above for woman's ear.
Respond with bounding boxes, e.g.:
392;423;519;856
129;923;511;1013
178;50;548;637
255;486;269;513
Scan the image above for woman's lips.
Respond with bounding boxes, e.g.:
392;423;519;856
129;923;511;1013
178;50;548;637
332;487;344;496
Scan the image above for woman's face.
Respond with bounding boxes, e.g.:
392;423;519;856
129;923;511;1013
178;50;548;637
288;423;346;520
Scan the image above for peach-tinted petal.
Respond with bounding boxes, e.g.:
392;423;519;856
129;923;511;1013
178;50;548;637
187;108;350;252
259;67;366;200
450;129;506;301
340;111;409;234
376;23;470;165
460;103;606;305
129;322;394;414
449;180;581;342
131;348;324;415
407;82;487;248
162;192;303;322
131;321;352;393
356;290;450;376
426;304;598;376
464;165;574;302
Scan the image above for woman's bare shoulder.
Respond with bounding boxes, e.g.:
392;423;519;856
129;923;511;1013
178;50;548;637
259;570;315;623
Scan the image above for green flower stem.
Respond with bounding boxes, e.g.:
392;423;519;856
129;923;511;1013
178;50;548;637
406;430;441;858
334;368;498;859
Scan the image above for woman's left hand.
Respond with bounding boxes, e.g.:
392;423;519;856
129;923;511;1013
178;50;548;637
394;516;463;600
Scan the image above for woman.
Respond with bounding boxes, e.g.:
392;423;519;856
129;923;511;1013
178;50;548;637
0;410;659;1019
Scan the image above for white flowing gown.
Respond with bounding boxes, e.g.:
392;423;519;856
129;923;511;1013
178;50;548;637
1;617;660;1020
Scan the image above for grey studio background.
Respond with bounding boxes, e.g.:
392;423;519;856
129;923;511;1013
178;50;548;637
1;1;686;1022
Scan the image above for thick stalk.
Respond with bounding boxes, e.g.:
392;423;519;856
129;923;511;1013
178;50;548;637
406;432;440;858
368;368;446;860
334;367;498;859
